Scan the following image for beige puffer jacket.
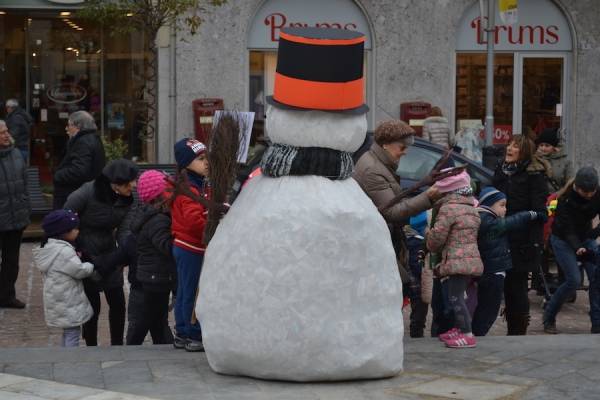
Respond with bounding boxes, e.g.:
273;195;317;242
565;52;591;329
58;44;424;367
33;239;94;328
422;116;454;149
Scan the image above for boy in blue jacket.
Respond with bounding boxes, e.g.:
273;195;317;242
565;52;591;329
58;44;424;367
472;187;547;336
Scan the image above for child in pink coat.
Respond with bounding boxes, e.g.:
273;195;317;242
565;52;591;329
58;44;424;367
426;170;483;348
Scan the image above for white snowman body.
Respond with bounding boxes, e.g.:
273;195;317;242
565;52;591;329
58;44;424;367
196;107;404;381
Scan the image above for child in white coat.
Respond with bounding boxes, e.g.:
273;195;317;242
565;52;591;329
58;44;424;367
33;210;94;347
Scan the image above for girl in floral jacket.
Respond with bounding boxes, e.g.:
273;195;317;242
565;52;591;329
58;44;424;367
426;169;483;348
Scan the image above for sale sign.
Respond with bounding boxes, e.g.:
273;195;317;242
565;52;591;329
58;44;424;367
494;125;513;144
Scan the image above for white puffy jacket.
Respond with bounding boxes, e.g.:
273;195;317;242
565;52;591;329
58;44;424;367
33;239;94;328
422;116;454;148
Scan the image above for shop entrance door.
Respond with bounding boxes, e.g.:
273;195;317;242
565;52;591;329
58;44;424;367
514;54;568;140
27;14;101;182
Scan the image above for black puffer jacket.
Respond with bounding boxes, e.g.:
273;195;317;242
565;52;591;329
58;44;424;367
64;177;133;290
552;189;600;251
0;146;30;230
53;129;106;209
132;204;176;293
493;157;549;272
5;107;33;151
478;207;535;274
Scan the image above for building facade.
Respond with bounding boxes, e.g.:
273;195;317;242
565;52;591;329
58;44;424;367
167;0;600;168
1;0;599;174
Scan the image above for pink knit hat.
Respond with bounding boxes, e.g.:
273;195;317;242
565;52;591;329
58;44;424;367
433;169;471;193
137;170;168;203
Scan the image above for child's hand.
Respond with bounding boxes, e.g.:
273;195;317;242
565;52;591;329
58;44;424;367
529;210;548;223
576;247;587;256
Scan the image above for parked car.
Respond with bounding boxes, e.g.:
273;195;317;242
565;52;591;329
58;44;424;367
397;137;493;194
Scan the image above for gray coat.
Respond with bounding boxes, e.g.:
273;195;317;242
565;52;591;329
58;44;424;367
0;145;30;231
33;239;94;328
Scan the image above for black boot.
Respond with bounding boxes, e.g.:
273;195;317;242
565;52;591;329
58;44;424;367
506;312;530;336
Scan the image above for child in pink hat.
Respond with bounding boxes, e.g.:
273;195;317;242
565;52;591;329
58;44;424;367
126;170;176;345
426;169;483;348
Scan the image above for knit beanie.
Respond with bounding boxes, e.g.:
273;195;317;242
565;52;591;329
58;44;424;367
574;166;599;192
137;170;168;203
478;186;507;208
42;209;79;238
174;138;207;170
535;128;559;147
102;159;139;184
433;169;471;193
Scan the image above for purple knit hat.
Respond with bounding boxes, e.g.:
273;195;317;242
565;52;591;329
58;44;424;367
433;169;471;193
137;170;168;203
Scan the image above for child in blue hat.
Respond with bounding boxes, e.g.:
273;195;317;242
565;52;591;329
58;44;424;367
471;187;546;336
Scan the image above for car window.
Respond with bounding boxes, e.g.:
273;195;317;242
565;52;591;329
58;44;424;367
396;146;439;181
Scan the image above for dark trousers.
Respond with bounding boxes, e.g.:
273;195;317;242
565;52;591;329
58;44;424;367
406;237;428;337
430;278;454;337
126;287;173;345
504;268;530;315
0;229;24;302
82;282;126;346
472;273;505;336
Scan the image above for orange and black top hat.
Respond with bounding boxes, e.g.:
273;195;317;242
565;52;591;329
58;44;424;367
266;27;368;115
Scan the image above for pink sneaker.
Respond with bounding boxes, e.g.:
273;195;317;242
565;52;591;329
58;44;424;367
445;333;477;348
438;328;459;342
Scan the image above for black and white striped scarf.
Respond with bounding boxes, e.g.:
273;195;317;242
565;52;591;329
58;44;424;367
261;143;354;180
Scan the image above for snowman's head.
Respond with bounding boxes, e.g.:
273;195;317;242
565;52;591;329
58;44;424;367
266;105;367;152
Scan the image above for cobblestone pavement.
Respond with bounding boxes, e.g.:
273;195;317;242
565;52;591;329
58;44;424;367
0;242;596;348
1;336;600;399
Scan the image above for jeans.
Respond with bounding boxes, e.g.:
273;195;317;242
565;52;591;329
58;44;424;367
126;287;173;345
82;283;126;346
545;235;600;326
431;278;454;337
173;246;203;341
62;327;81;347
0;229;24;303
472;273;505;336
447;275;472;333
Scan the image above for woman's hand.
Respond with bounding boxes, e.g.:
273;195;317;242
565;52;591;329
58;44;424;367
576;248;587;256
426;187;442;202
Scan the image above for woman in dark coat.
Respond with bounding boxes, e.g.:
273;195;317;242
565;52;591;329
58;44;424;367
64;158;138;345
493;135;549;335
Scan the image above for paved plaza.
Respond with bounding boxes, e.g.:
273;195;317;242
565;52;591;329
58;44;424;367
0;335;599;399
1;242;600;399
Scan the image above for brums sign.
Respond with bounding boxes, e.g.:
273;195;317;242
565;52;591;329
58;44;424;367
456;0;572;51
248;0;372;49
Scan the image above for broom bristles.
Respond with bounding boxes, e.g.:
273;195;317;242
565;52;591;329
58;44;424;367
203;112;247;244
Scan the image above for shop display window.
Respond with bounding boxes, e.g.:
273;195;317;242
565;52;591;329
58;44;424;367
456;53;514;130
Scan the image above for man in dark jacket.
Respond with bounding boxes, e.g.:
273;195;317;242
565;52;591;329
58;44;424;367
5;99;33;163
53;111;105;209
544;167;600;334
0;120;30;308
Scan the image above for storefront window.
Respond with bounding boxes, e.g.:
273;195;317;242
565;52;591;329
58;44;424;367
521;57;562;136
0;10;149;185
102;29;148;162
456;53;514;135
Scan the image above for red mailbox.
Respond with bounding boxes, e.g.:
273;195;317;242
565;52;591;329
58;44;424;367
192;98;224;144
400;102;431;136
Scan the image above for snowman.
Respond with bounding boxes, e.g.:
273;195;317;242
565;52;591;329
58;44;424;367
196;27;404;381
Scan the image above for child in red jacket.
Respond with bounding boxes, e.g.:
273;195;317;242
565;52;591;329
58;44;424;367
171;138;209;352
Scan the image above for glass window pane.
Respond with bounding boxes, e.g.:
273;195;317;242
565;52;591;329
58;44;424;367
456;53;514;132
522;57;562;137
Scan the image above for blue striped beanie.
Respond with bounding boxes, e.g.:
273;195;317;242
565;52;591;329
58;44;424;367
478;187;506;208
